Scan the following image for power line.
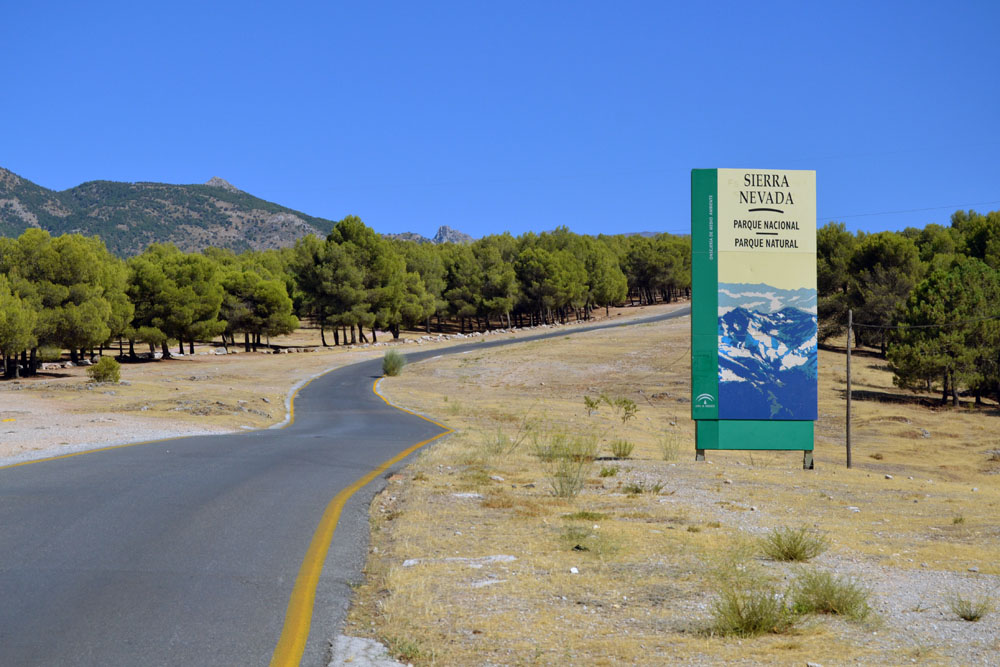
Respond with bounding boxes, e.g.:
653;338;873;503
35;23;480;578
852;314;1000;330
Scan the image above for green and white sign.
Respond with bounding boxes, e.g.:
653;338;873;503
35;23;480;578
691;169;817;456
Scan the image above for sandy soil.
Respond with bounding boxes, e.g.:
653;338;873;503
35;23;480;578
0;304;673;467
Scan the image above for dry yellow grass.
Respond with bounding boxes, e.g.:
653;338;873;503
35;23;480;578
348;309;1000;665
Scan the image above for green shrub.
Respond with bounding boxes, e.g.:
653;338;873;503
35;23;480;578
382;349;407;376
711;580;795;637
609;439;635;459
546;457;589;498
532;432;597;463
760;526;828;562
599;466;619;477
38;345;63;363
947;592;993;621
791;570;872;621
87;357;121;383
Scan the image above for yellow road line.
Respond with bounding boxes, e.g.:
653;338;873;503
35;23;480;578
269;378;451;667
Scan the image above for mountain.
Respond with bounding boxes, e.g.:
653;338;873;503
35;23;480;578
0;167;335;256
718;282;817;315
717;305;818;420
432;225;473;244
384;226;474;245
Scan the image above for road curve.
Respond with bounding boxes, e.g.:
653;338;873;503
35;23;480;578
0;305;689;666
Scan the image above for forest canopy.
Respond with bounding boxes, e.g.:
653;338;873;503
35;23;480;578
0;221;690;377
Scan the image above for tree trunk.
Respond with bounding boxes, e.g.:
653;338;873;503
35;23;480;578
244;332;251;353
29;348;37;376
358;325;368;344
189;340;195;355
951;376;959;407
941;372;950;405
161;342;172;359
129;339;137;361
333;327;339;346
371;327;377;343
320;323;327;346
70;348;79;364
178;340;184;355
391;324;400;339
350;326;357;345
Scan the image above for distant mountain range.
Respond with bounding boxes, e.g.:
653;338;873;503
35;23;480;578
0;167;474;256
385;225;473;245
718;282;817;315
717;284;818;420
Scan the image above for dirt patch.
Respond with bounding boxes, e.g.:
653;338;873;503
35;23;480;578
349;309;1000;665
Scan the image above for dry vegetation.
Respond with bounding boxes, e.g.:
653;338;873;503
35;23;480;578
348;308;1000;665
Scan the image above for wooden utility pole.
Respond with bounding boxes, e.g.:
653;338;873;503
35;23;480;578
846;309;853;469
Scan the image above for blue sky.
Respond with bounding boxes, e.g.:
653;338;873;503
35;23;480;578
4;1;999;239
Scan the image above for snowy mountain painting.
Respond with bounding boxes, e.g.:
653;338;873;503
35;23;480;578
718;283;817;420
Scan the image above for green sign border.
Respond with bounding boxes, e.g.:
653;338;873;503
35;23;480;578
690;168;814;455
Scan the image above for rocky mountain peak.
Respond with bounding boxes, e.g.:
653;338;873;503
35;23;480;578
432;225;473;244
205;176;240;193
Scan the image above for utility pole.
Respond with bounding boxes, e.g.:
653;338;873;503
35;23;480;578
846;309;853;469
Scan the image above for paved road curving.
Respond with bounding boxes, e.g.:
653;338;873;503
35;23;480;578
0;306;689;666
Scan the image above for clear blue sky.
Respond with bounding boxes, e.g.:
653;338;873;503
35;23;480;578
4;1;999;239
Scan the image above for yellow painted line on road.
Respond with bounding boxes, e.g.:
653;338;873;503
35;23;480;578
2;418;15;422
269;378;451;667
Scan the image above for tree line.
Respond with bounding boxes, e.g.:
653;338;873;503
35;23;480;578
818;209;1000;405
0;218;691;378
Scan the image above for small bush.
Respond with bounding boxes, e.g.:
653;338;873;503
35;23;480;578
623;482;644;495
87;357;121;383
38;345;63;363
599;466;619;477
952;516;965;525
382;349;407;376
533;432;598;463
791;570;872;621
546;457;589;498
711;581;795;637
659;432;681;461
947;592;993;621
482;417;535;459
761;526;828;562
609;439;635;459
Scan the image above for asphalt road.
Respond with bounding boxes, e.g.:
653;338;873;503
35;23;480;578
0;305;689;666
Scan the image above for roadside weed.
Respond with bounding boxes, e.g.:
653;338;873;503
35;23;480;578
761;526;828;562
947;592;993;621
791;570;872;621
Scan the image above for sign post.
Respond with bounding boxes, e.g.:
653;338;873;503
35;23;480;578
691;169;817;468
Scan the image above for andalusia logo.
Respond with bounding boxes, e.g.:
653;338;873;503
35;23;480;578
695;393;716;408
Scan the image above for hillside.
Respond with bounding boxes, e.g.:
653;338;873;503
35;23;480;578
0;167;335;256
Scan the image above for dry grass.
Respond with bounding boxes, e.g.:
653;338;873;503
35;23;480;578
348;304;1000;665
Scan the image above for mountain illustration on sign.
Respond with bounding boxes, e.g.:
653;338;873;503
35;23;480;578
717;283;817;420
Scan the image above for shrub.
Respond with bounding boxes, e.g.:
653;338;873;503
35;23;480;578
599;466;619;477
546;457;589;498
791;570;872;621
947;592;993;621
711;580;795;637
659;431;681;461
87;357;121;383
533;432;598;463
382;349;407;376
760;526;828;562
609;439;635;459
